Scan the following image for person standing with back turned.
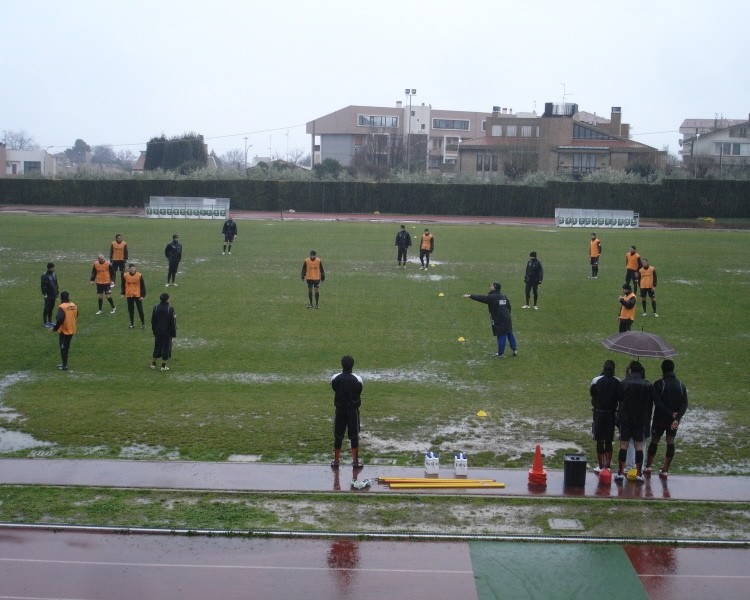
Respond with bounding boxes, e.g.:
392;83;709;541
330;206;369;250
150;292;177;371
645;359;688;479
331;355;364;470
51;291;78;371
395;225;412;267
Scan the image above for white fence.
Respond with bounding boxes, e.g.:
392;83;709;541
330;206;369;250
145;197;230;219
555;208;639;228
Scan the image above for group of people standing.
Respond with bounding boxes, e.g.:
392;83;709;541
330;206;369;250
41;232;181;371
590;358;688;483
587;233;660;332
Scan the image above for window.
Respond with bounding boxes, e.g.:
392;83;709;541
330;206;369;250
358;115;398;127
432;138;443;150
476;153;499;172
715;142;750;156
506;125;517;137
521;126;532;137
572;153;596;174
491;125;502;136
573;124;616;140
432;119;470;131
24;161;42;173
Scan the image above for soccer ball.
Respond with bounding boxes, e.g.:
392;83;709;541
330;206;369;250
627;467;638;481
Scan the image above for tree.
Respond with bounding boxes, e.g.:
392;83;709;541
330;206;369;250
115;149;136;170
313;158;342;179
144;133;208;172
91;145;118;164
2;130;38;150
65;139;91;164
220;148;245;170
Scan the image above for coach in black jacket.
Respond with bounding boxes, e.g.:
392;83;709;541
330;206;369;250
464;282;518;358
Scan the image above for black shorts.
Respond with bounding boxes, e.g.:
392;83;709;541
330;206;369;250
96;283;112;295
112;260;126;272
640;288;655;298
592;411;616;440
333;407;360;448
224;235;235;242
306;279;321;288
619;422;649;442
651;421;679;440
590;257;599;265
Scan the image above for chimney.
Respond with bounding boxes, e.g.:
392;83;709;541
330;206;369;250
492;106;500;117
396;101;402;108
611;107;622;136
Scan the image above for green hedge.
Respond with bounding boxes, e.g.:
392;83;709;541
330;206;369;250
1;178;748;218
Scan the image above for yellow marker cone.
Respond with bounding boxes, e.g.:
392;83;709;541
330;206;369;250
476;410;488;417
457;336;465;342
438;292;444;297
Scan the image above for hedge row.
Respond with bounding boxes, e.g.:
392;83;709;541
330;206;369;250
1;178;748;219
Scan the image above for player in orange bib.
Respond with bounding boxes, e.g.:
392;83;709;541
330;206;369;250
301;250;325;308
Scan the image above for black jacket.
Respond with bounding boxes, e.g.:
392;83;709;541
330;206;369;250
41;270;59;298
618;372;654;429
652;373;688;424
524;258;543;285
165;241;182;263
331;371;363;410
469;290;513;335
151;302;177;338
395;230;412;249
590;372;621;412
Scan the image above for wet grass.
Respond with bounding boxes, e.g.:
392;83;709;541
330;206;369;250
0;214;749;474
1;485;749;541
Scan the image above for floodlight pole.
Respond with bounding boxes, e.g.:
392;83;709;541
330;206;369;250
405;88;416;171
244;137;253;170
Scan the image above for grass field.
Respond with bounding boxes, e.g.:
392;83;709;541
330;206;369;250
1;213;749;474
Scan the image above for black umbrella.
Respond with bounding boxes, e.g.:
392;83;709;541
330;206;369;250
601;331;677;359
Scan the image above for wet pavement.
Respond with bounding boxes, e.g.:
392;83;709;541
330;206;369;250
1;458;749;502
2;527;749;600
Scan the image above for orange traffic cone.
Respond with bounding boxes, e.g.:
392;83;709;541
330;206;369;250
528;444;547;486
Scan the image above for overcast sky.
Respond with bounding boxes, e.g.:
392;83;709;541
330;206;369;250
3;0;747;161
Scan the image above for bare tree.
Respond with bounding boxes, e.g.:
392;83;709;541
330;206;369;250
220;148;245;170
2;129;39;150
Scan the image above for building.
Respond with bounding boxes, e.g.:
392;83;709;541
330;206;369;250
307;101;664;178
458;104;665;178
1;145;57;177
306;103;489;173
679;115;750;176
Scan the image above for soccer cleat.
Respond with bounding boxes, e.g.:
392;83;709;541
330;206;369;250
150;364;156;370
643;466;652;474
109;281;115;288
228;252;231;255
307;304;314;308
165;283;170;287
643;312;647;316
57;364;68;371
493;353;505;358
534;306;539;310
110;306;117;314
512;350;518;357
659;470;669;479
141;324;146;330
330;460;340;469
522;305;529;309
635;474;645;483
352;459;364;468
654;313;659;318
614;473;624;484
315;305;320;309
172;283;178;287
128;324;134;329
222;252;225;255
160;366;170;371
96;310;103;315
593;466;602;474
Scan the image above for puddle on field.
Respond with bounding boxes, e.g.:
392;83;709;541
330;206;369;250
0;427;54;453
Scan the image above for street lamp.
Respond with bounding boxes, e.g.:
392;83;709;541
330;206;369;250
405;88;416;171
244;137;253;169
